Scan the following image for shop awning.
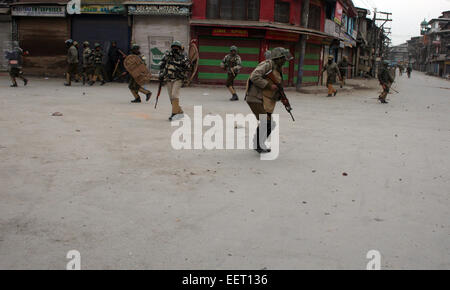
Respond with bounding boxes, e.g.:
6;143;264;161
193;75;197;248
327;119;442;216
190;19;331;40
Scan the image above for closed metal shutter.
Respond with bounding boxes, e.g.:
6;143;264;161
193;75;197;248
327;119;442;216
198;36;261;86
17;17;70;76
71;14;130;57
0;20;12;71
294;43;321;86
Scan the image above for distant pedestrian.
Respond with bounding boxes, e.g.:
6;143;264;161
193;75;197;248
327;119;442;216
108;41;120;81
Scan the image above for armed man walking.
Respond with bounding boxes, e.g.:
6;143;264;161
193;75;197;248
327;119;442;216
89;43;106;86
65;39;80;86
128;44;152;103
321;55;341;97
378;60;395;104
245;47;293;154
6;47;28;87
159;41;191;121
82;41;93;85
221;46;242;101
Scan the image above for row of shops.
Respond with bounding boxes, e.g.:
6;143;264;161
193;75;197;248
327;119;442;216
1;0;359;87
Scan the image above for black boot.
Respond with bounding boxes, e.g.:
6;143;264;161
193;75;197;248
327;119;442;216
23;79;28;86
146;92;152;102
230;94;239;101
131;98;141;103
100;80;106;86
10;83;18;87
88;81;94;86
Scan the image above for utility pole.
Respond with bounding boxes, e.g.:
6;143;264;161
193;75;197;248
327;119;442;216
372;9;392;76
296;0;310;91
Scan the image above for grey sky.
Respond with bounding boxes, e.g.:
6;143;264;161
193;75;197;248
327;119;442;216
353;0;450;46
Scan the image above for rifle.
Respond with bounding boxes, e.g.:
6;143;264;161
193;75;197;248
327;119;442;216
154;79;163;109
265;70;295;122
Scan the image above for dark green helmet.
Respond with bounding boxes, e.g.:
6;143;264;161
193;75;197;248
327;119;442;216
171;41;182;49
230;46;238;52
65;39;73;45
94;43;101;48
270;47;285;60
131;43;140;50
83;41;90;46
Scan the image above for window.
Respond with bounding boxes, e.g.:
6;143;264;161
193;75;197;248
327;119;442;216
274;0;290;23
206;0;260;21
308;4;321;31
325;1;335;20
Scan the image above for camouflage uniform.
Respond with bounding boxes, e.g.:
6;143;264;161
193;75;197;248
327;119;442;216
89;44;105;86
338;57;349;87
221;46;242;101
378;61;394;104
7;47;28;87
128;45;152;103
82;42;93;85
245;47;291;153
322;56;341;97
159;41;191;120
65;41;80;86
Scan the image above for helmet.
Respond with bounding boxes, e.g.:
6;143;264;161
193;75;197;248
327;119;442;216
282;48;293;61
65;39;73;45
328;55;334;60
383;60;390;66
171;41;182;49
343;56;348;60
73;41;79;46
230;46;238;52
131;44;140;50
270;47;285;60
94;43;101;48
83;41;90;46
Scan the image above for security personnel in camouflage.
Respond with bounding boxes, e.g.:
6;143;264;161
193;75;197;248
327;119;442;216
89;43;106;86
378;60;394;104
221;45;242;101
65;39;80;86
7;47;28;87
321;55;341;97
159;41;191;121
245;47;293;154
82;41;93;85
338;56;349;88
128;44;152;103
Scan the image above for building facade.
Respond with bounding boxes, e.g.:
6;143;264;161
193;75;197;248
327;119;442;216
190;0;339;87
0;0;13;71
10;0;70;76
126;0;191;75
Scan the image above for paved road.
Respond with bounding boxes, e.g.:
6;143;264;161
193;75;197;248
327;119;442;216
0;72;449;269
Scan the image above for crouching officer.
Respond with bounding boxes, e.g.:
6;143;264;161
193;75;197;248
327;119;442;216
7;47;28;87
245;47;293;154
89;43;106;86
159;41;191;121
221;46;242;101
378;60;394;104
128;44;152;103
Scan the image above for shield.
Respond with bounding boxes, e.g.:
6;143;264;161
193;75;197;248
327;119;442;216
124;54;152;86
186;40;199;86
